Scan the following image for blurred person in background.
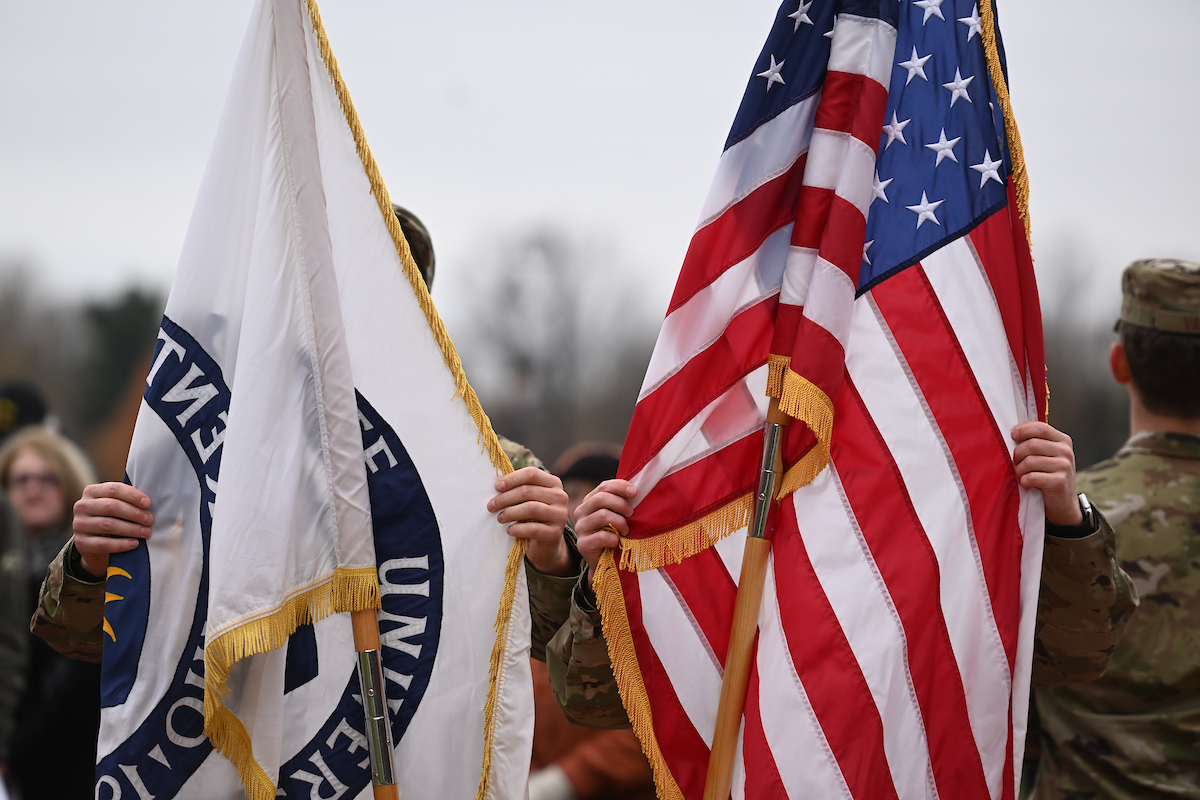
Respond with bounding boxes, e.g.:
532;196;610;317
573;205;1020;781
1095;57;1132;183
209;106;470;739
0;382;54;446
525;443;654;800
1026;259;1200;799
0;381;53;793
0;426;100;799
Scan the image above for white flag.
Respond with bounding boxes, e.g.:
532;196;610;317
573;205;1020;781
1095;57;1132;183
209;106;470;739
95;1;533;798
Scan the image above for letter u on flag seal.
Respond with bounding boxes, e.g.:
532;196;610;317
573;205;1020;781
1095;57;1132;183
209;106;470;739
95;1;533;798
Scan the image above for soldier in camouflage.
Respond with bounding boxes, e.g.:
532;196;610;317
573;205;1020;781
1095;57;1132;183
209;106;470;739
537;416;1140;731
1027;259;1200;799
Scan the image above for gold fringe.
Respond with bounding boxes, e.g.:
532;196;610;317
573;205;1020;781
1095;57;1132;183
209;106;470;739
765;354;791;399
474;536;527;800
979;0;1031;245
617;493;753;572
776;369;834;497
594;549;685;800
203;567;379;800
303;0;510;478
776;437;831;498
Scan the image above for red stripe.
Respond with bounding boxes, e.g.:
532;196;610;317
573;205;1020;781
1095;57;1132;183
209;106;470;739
668;154;808;314
620;568;711;800
815;71;890;155
622;295;777;477
662;548;737;667
967;189;1045;421
818;195;867;286
741;663;790;800
624;431;761;538
833;378;990;798
782;315;847;401
774;498;901;800
869;266;1023;671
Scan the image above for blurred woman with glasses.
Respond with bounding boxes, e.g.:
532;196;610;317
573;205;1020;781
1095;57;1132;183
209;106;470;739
0;427;98;799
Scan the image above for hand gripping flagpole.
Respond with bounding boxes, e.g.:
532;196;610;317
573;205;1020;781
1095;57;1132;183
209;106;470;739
351;609;400;800
702;400;789;800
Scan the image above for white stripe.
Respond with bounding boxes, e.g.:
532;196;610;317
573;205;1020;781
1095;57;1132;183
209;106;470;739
638;568;722;747
628;365;769;507
698;96;820;229
791;467;936;800
828;14;898;88
848;295;1011;798
640;225;791;400
757;560;853;800
921;238;1024;456
799;257;857;348
801;128;879;218
780;245;818;308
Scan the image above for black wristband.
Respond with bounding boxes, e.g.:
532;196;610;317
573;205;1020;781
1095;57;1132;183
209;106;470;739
1046;495;1098;540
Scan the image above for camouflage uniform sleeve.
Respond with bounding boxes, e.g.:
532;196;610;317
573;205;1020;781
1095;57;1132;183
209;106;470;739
1032;509;1139;686
526;558;581;662
30;538;106;663
546;571;630;730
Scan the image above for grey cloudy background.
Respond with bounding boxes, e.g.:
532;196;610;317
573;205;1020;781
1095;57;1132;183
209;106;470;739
2;0;1197;332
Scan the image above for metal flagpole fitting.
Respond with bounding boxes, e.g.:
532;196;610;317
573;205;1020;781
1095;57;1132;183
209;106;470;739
351;609;400;800
750;418;784;540
703;401;787;800
356;648;396;787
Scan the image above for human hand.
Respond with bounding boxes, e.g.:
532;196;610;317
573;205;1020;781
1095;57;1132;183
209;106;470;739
72;482;154;579
488;467;573;576
573;480;637;575
1011;422;1082;527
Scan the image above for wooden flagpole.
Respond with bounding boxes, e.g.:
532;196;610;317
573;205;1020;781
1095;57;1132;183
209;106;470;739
702;401;788;800
351;609;400;800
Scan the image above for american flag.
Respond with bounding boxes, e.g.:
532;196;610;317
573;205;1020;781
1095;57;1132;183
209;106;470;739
599;1;1047;798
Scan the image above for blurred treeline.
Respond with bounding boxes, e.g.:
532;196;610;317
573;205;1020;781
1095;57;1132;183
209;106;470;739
0;238;1131;483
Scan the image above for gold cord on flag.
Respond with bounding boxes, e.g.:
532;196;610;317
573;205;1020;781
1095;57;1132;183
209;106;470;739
303;3;523;799
979;0;1031;243
594;549;685;800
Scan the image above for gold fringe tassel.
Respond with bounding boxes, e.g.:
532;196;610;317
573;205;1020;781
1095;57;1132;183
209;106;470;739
203;567;380;800
594;549;685;800
304;0;510;477
765;354;791;399
775;368;834;497
302;6;525;792
979;0;1031;244
474;535;527;800
618;494;753;573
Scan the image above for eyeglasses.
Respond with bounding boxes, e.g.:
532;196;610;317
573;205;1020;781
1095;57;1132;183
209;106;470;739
8;472;60;491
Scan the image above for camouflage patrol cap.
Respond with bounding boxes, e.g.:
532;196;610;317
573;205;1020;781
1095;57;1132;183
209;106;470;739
1120;258;1200;336
391;203;435;290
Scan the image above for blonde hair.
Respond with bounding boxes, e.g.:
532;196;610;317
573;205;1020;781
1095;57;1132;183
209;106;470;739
0;427;97;523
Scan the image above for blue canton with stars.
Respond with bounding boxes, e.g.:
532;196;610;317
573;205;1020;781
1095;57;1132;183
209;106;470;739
726;0;1014;295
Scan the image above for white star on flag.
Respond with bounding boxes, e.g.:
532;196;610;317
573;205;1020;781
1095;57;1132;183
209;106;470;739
971;150;1004;187
873;173;892;204
943;68;975;106
757;54;786;91
913;0;946;24
863;239;874;265
907;191;944;229
788;0;814;30
882;111;911;149
959;4;983;40
925;127;961;167
898;46;932;85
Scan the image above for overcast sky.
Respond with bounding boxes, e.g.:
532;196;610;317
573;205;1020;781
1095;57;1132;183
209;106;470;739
2;0;1197;331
